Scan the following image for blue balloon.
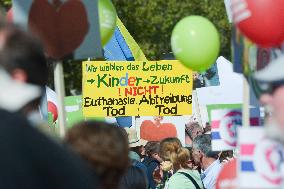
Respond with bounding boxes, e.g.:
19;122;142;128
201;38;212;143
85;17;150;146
116;116;132;127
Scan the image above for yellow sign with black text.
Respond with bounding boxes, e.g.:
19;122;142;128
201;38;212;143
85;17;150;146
82;61;193;117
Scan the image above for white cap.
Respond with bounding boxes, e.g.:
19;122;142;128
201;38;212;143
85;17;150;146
0;69;41;112
124;127;147;148
254;55;284;82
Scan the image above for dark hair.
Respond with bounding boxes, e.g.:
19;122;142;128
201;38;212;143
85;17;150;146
65;121;130;189
0;24;48;88
119;166;148;189
193;134;219;159
219;150;234;162
203;122;211;134
130;146;144;159
145;141;160;157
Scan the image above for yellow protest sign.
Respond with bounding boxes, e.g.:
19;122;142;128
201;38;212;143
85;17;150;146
82;61;193;117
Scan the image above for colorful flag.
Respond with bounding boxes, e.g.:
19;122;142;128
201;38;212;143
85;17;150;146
209;105;260;151
239;127;284;188
104;27;135;61
224;0;232;23
46;87;58;123
116;18;147;61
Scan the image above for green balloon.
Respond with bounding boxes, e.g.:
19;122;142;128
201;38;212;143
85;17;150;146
171;16;220;71
99;0;117;46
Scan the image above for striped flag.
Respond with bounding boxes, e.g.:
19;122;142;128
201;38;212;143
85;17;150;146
211;107;260;151
239;127;284;188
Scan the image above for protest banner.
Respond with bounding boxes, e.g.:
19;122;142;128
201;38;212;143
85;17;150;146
135;116;186;146
195;57;244;126
53;95;107;129
64;95;84;128
82;60;193;117
238;127;284;188
12;0;103;60
209;104;260;151
196;57;244;107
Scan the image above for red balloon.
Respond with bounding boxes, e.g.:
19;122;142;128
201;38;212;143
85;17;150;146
231;0;284;47
48;101;58;122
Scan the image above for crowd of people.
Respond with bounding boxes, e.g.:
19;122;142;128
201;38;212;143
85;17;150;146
64;119;233;189
8;8;284;188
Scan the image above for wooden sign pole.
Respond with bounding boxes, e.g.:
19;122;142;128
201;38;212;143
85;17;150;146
54;61;67;137
242;77;250;127
193;90;203;125
53;0;103;137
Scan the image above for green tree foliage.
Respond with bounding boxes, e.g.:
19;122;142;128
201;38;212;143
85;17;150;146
113;0;231;60
0;0;12;10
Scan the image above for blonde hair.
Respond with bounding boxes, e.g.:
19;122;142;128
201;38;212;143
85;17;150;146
160;137;182;161
160;138;190;170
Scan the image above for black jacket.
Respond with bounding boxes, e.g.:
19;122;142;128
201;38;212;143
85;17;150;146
0;109;98;189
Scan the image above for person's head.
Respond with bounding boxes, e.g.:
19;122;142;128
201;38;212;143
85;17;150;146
65;121;129;189
145;141;162;162
0;24;47;112
0;24;47;88
130;146;145;158
185;122;203;140
185;147;196;169
254;56;284;141
219;150;234;163
0;67;41;112
259;82;284;127
159;137;191;171
192;134;219;170
159;137;182;161
193;72;199;80
119;165;148;189
153;116;163;123
254;56;284;126
203;122;211;134
125;127;147;158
